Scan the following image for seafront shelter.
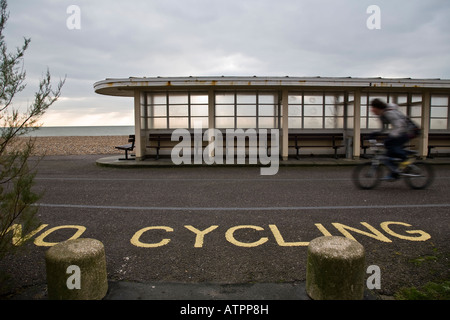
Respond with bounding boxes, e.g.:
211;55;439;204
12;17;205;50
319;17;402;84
94;76;450;161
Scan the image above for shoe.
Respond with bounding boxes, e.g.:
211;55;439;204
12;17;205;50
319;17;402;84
399;159;413;171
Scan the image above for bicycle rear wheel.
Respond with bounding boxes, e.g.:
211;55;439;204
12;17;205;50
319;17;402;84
403;162;434;189
353;162;383;189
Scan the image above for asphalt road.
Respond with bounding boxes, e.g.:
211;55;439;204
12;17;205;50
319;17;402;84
1;155;449;299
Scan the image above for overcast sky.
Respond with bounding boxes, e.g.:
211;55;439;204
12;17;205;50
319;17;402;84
4;0;450;126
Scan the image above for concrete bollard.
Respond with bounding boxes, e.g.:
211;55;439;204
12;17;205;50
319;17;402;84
306;236;365;300
45;238;108;300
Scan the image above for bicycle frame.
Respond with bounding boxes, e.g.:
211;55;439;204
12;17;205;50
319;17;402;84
353;139;434;189
365;139;416;168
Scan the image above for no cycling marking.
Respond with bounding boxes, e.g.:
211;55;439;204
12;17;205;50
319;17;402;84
6;220;431;248
7;201;445;247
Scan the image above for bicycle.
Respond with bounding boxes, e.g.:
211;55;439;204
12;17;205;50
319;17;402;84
352;139;434;190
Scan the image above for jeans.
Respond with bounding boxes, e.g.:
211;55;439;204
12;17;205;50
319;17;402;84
384;134;410;173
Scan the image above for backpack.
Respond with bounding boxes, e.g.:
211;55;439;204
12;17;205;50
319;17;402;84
384;105;421;139
405;117;421;139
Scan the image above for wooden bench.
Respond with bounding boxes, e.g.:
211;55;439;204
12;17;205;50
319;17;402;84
360;133;387;158
219;131;276;158
147;131;276;160
427;133;450;158
147;133;173;160
115;135;135;160
289;133;344;159
360;133;416;158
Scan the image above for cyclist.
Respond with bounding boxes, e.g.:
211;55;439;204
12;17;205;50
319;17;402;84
369;98;411;180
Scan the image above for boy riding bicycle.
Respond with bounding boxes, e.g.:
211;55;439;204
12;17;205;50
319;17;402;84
369;98;415;181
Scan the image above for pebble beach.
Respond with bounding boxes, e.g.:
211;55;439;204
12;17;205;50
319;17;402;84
14;136;128;156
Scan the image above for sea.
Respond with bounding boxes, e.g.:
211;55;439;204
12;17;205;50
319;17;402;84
24;126;135;137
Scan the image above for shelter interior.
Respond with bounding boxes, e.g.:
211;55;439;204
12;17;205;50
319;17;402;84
94;77;450;161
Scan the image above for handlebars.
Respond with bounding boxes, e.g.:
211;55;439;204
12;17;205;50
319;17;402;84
365;139;384;150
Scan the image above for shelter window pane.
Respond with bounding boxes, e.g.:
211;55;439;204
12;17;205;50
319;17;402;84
259;117;276;128
216;105;235;116
368;117;379;129
346;117;354;129
347;104;354;117
304;95;323;105
325;105;344;116
325;94;344;105
360;95;368;105
430;119;447;130
150;93;166;105
237;93;256;104
289;105;302;116
304;105;323;117
259;94;276;104
288;118;302;129
288;95;302;104
216;117;234;128
398;106;407;114
169;93;188;104
169;117;189;128
411;94;422;103
325;117;344;129
191;94;208;104
237;117;256;128
360;117;367;129
191;105;208;117
430;107;448;118
169;105;189;116
152;105;167;117
361;105;368;117
149;118;167;129
191;117;208;128
393;94;408;105
216;93;235;104
369;94;388;103
237;105;256;116
259;105;276;116
411;106;421;117
304;117;322;128
431;96;448;106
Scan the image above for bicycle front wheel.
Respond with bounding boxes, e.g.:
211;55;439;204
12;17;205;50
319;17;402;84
352;162;383;190
403;162;434;189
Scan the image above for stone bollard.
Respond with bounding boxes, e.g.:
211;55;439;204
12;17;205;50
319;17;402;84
306;236;365;300
45;238;108;300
